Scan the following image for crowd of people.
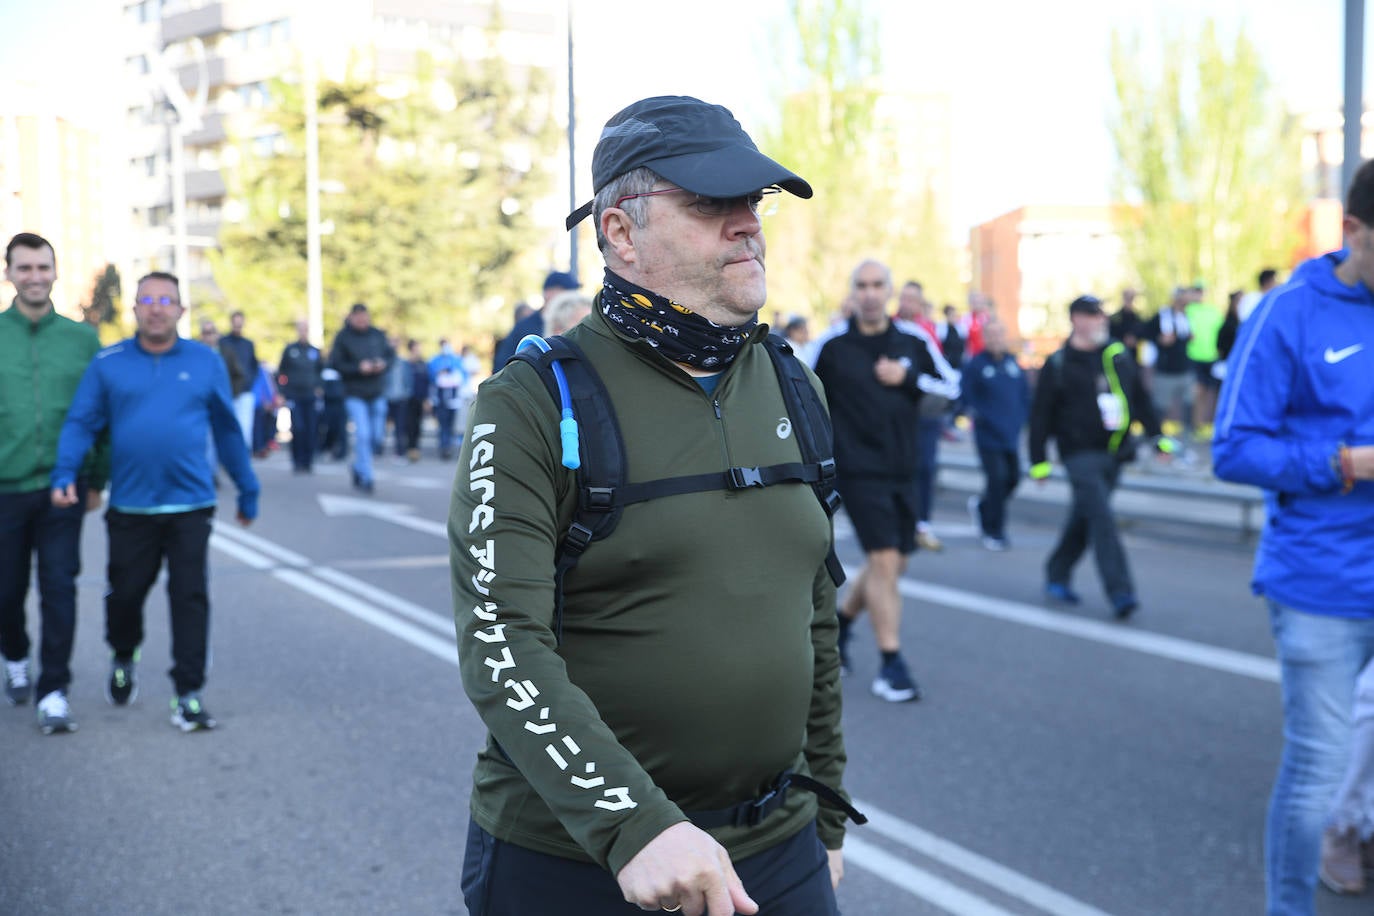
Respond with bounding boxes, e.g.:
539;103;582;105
3;91;1372;916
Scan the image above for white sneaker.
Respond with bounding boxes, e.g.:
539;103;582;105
4;658;30;705
37;690;76;735
980;535;1009;552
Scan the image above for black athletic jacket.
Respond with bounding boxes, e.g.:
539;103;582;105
811;318;960;480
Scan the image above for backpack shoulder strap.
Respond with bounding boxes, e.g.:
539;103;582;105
508;336;627;642
762;334;846;587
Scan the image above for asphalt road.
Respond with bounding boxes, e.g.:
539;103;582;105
0;446;1367;916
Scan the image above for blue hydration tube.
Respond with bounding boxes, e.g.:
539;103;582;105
516;335;581;469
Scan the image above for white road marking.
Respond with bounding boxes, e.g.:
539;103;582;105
890;574;1279;685
844;835;1022;916
317;493;449;538
853;802;1114;916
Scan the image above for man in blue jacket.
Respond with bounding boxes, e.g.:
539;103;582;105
52;271;259;732
961;318;1029;550
1213;159;1374;916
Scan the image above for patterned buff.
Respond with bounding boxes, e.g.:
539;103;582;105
599;269;757;370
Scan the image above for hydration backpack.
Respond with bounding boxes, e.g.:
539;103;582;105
509;333;846;642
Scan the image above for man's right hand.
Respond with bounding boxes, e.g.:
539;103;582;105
616;822;759;916
1350;445;1374;481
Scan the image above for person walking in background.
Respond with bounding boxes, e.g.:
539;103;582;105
813;258;959;702
1238;267;1280;323
1029;295;1172;620
0;232;107;734
220;310;259;449
1212;158;1374;914
1213;290;1244;381
318;356;349;462
250;362;280;458
1185;284;1225;438
51;271;259;732
427;339;466;460
961;317;1030;551
1109;286;1146;355
1145;287;1194;438
542;291;593;337
401;340;429;462
330;303;393;493
383;334;413;463
491;270;582;369
276;319;323;473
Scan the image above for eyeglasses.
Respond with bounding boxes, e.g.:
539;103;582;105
136;295;181;308
613;186;782;218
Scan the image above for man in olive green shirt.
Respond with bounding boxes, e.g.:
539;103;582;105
0;233;104;733
451;97;855;916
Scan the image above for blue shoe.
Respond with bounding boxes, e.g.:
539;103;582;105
1045;582;1081;605
1111;593;1140;620
871;655;921;703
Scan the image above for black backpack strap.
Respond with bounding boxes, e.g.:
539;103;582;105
762;334;846;587
508;336;626;644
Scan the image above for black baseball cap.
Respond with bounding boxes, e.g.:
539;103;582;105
1068;295;1105;316
543;270;580;291
565;95;812;230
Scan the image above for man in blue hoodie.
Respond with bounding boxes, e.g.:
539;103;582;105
1213;158;1374;915
52;271;259;732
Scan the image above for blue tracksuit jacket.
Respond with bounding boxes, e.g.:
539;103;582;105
52;336;259;518
1212;251;1374;617
962;350;1030;453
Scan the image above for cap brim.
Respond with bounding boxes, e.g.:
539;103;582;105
647;145;813;199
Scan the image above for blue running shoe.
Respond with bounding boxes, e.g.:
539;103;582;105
1044;582;1081;605
871;655;921;703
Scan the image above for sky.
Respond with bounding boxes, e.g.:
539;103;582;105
0;0;1364;235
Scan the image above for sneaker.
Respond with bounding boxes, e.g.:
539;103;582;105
406;447;420;463
916;529;943;552
36;690;76;735
1320;825;1365;894
1111;593;1140;620
871;655;921;703
170;693;217;732
4;658;31;705
107;654;138;706
1045;582;1081;605
980;535;1009;552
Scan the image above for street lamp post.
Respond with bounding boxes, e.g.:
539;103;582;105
1344;0;1365;198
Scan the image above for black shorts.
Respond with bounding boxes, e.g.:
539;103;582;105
837;477;918;554
1192;360;1221;390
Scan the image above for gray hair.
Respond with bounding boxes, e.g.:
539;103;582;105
543;291;594;336
593;167;661;253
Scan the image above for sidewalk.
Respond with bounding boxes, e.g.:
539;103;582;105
933;431;1263;537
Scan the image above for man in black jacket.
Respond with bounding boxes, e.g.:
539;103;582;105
1028;295;1173;619
329;303;394;493
220;310;259;449
277;320;323;473
812;259;959;703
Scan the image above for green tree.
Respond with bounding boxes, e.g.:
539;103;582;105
82;263;121;327
211;33;558;359
1109;21;1307;311
760;0;960;320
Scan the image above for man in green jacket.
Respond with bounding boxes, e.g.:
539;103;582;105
451;96;855;916
0;232;105;733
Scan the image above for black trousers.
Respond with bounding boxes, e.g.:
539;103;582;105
105;508;214;696
288;396;318;470
462;819;838;916
975;447;1021;539
0;485;87;698
1045;451;1133;598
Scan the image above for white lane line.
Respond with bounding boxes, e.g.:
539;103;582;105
853;802;1113;916
213;523;454;638
888;574;1279;685
208;534;457;664
844;835;1021;916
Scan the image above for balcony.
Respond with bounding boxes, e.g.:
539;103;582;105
183;112;226;146
160;0;278;44
177;47;286;92
184;168;226;200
